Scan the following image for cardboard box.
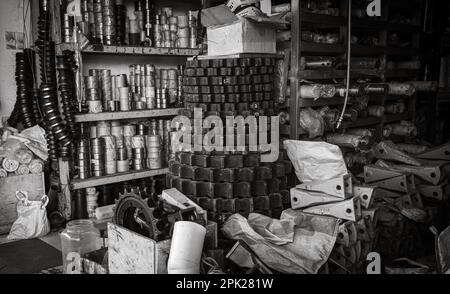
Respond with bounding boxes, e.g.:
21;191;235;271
201;5;286;56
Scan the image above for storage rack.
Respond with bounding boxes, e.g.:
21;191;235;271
52;0;208;219
278;0;422;145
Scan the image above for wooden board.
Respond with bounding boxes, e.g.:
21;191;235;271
107;223;171;274
0;173;45;234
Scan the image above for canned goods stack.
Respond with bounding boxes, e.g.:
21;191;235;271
77;139;91;179
93;0;103;43
115;2;126;45
101;0;116;45
129;64;157;109
84;75;102;113
145;135;162;169
176;14;189;48
103;135;117;175
123;124;136;160
188;11;198;49
131;135;146;170
80;0;93;37
100;69;113;109
91;137;106;177
86;187;99;218
142;0;154;46
62;14;74;43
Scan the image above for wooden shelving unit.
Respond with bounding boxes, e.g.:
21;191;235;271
57;43;202;57
280;0;422;144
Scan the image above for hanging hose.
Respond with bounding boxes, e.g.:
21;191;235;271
336;0;352;129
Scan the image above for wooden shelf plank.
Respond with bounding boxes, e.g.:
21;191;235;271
71;168;169;190
74;108;181;123
57;43;201;56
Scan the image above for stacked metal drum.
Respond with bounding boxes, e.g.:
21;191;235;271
85;75;102;113
76;119;170;179
62;14;74;43
93;0;103;43
101;0;116;45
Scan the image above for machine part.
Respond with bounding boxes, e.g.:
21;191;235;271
355;218;371;242
376;160;443;185
290;188;343;209
408;81;438;92
417;182;449;201
416;143;450;161
326;133;370;149
353;186;375;209
2;158;20;172
296;174;352;199
396;143;428;155
361;208;378;228
336;222;350;247
300;84;336;100
114;194;157;239
364;164;407;183
302;198;357;222
387;83;415;96
372;141;422;166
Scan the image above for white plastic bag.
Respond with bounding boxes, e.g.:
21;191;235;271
7;191;50;240
284;140;348;182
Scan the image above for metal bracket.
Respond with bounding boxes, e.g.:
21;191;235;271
303;198;356;221
373;141;421;166
290;188;342;209
364;165;404;183
361;208;378;228
355;218;371;242
226;241;273;274
354;241;362;262
410;193;424;208
330;246;347;269
296;174;353;199
416;143;450;161
373;188;402;199
337;222;350;247
418;181;449;201
353;185;375;209
370;175;415;193
394;194;414;210
377;160;443;185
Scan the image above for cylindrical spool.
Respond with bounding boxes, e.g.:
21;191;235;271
147;155;162;170
87;100;103;113
85;76;99;89
177;15;189;28
90;125;97;138
167;221;206;274
96;121;111;137
111;125;124;148
119;99;130;111
117;159;129;172
131;135;145;148
105;161;117;175
123;124;136;137
145;135;161;148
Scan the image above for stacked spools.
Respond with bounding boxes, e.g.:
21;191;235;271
93;0;103;43
76;119;170;179
77;139;91;179
115;2;126;45
91;137;106;177
56;53;78;139
12;50;36;129
85;75;102;113
62;14;74;43
86;187;99;218
102;0;116;45
166;56;297;225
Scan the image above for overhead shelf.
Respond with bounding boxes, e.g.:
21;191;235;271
74;108;181;123
71;168;169;190
57;43;201;56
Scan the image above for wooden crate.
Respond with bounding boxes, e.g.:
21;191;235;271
0;173;45;234
107;223;171;274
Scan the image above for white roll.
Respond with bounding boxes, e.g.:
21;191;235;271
167;221;206;274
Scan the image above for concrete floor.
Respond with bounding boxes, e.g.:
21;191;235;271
0;231;62;251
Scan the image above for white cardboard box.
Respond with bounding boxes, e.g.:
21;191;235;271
201;4;286;56
206;18;276;56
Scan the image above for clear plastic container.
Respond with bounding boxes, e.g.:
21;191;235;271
60;220;101;274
